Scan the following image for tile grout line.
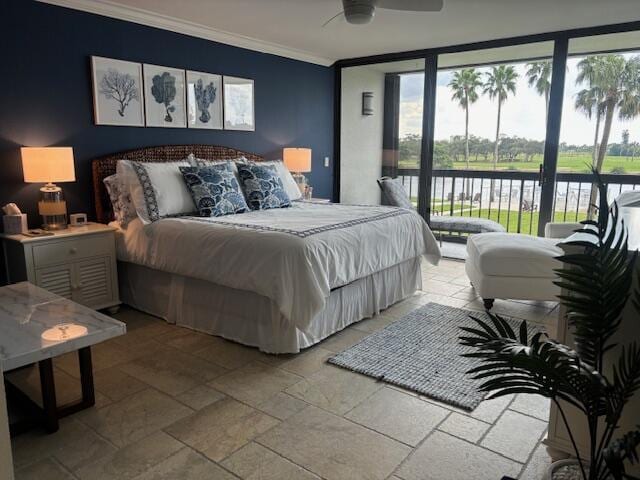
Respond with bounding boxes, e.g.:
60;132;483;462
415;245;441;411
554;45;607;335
388;410;455;480
157;430;244;480
251;439;330;480
476;394;518;445
515;425;551;479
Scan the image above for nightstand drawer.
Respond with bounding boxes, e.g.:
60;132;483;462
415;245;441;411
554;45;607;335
32;234;113;268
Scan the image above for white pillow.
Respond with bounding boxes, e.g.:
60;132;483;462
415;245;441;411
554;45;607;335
116;160;195;224
236;159;302;201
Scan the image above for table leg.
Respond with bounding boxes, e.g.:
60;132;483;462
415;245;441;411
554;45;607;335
10;347;95;436
38;359;59;433
78;347;95;407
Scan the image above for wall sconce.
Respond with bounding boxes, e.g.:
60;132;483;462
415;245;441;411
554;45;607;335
362;92;374;116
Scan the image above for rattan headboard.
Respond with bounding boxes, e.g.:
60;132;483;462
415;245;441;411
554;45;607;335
92;144;263;224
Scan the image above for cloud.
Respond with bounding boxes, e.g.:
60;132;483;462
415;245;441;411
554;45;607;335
398;58;640;146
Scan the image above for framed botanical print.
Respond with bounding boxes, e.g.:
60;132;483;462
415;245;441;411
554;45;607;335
91;56;145;127
143;64;186;128
186;70;223;130
223;76;255;131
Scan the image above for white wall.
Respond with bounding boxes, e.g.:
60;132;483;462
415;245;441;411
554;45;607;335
340;66;385;205
0;374;14;480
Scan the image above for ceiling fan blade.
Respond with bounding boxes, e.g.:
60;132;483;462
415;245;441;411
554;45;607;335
376;0;443;11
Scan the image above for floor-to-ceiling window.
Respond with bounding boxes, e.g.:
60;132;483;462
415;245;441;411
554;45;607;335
432;43;554;234
555;31;640;222
337;25;640;239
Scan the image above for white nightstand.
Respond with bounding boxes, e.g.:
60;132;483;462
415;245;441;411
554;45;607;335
1;223;120;313
302;198;331;204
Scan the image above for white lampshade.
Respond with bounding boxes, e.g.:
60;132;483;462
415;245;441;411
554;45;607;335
21;147;76;184
283;148;312;173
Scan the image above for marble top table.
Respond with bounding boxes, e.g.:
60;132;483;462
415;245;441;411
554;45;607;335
0;282;125;371
1;282;125;435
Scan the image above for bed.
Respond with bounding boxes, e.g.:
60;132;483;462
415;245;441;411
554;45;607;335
92;145;441;353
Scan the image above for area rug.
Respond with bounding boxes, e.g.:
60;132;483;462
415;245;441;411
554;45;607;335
328;302;536;411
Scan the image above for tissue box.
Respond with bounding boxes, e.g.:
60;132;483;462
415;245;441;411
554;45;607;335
3;214;28;235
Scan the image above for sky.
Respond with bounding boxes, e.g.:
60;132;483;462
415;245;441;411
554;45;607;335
398;56;640;146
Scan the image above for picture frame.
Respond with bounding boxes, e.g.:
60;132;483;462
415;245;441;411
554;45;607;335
143;64;187;128
223;76;255;131
186;70;223;130
91;56;145;127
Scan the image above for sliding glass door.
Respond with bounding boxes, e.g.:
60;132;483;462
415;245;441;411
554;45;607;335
432;42;555;235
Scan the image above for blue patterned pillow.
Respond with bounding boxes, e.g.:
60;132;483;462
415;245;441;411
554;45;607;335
236;163;291;210
179;164;248;217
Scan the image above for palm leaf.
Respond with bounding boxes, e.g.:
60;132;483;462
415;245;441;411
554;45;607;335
607;343;640;424
460;314;609;414
602;427;640;480
554;174;635;370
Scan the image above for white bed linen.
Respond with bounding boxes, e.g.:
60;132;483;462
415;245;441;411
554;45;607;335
118;259;421;353
114;202;440;332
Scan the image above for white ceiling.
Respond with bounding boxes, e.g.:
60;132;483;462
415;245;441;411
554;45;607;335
42;0;640;66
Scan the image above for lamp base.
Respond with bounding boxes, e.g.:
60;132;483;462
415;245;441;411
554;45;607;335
292;173;307;194
39;184;68;230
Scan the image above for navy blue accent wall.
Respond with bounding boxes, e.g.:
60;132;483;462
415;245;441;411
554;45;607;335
0;0;334;229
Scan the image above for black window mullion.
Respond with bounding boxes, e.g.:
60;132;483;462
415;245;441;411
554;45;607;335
537;37;569;236
418;54;438;221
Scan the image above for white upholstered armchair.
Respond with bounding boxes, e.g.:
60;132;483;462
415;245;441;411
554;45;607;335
466;222;582;310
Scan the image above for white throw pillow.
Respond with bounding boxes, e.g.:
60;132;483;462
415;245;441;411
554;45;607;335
236;159;302;201
116;160;195;224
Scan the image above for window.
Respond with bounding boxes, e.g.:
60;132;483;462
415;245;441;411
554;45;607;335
432;43;554;234
555;32;640;221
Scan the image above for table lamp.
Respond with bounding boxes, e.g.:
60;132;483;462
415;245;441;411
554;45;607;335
283;147;312;193
21;147;76;230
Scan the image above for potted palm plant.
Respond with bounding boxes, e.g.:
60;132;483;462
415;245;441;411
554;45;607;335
459;175;640;480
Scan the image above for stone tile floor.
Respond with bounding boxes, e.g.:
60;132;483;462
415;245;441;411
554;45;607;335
9;259;558;480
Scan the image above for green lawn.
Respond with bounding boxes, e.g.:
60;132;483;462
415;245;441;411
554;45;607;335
399;153;640;174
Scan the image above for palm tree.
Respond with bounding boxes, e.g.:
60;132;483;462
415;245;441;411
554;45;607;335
575;85;604;165
575;54;640;216
449;68;482;196
525;61;552;119
483;65;518;200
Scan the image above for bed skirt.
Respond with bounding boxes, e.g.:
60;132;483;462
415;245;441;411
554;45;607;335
118;258;422;353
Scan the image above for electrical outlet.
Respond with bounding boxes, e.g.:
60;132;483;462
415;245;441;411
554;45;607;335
324;157;330;167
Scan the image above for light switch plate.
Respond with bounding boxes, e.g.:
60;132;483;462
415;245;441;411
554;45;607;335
324;157;330;167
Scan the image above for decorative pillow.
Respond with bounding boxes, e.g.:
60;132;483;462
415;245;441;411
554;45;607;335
103;174;136;227
179;165;248;217
236;163;291;210
236;159;302;201
116;160;196;224
378;177;414;209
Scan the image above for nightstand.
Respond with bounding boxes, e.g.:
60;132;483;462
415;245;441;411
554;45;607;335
1;223;120;313
302;198;331;204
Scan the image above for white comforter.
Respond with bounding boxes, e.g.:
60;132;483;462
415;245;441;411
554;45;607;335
115;202;440;332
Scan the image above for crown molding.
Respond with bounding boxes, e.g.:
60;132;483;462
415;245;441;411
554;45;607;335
37;0;335;66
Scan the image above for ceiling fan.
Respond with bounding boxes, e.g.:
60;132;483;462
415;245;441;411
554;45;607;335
324;0;444;26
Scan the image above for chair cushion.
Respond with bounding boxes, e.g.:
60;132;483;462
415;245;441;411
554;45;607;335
378;177;414;209
467;232;563;278
430;216;505;234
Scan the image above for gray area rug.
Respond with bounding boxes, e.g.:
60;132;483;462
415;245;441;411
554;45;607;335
328;302;533;411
